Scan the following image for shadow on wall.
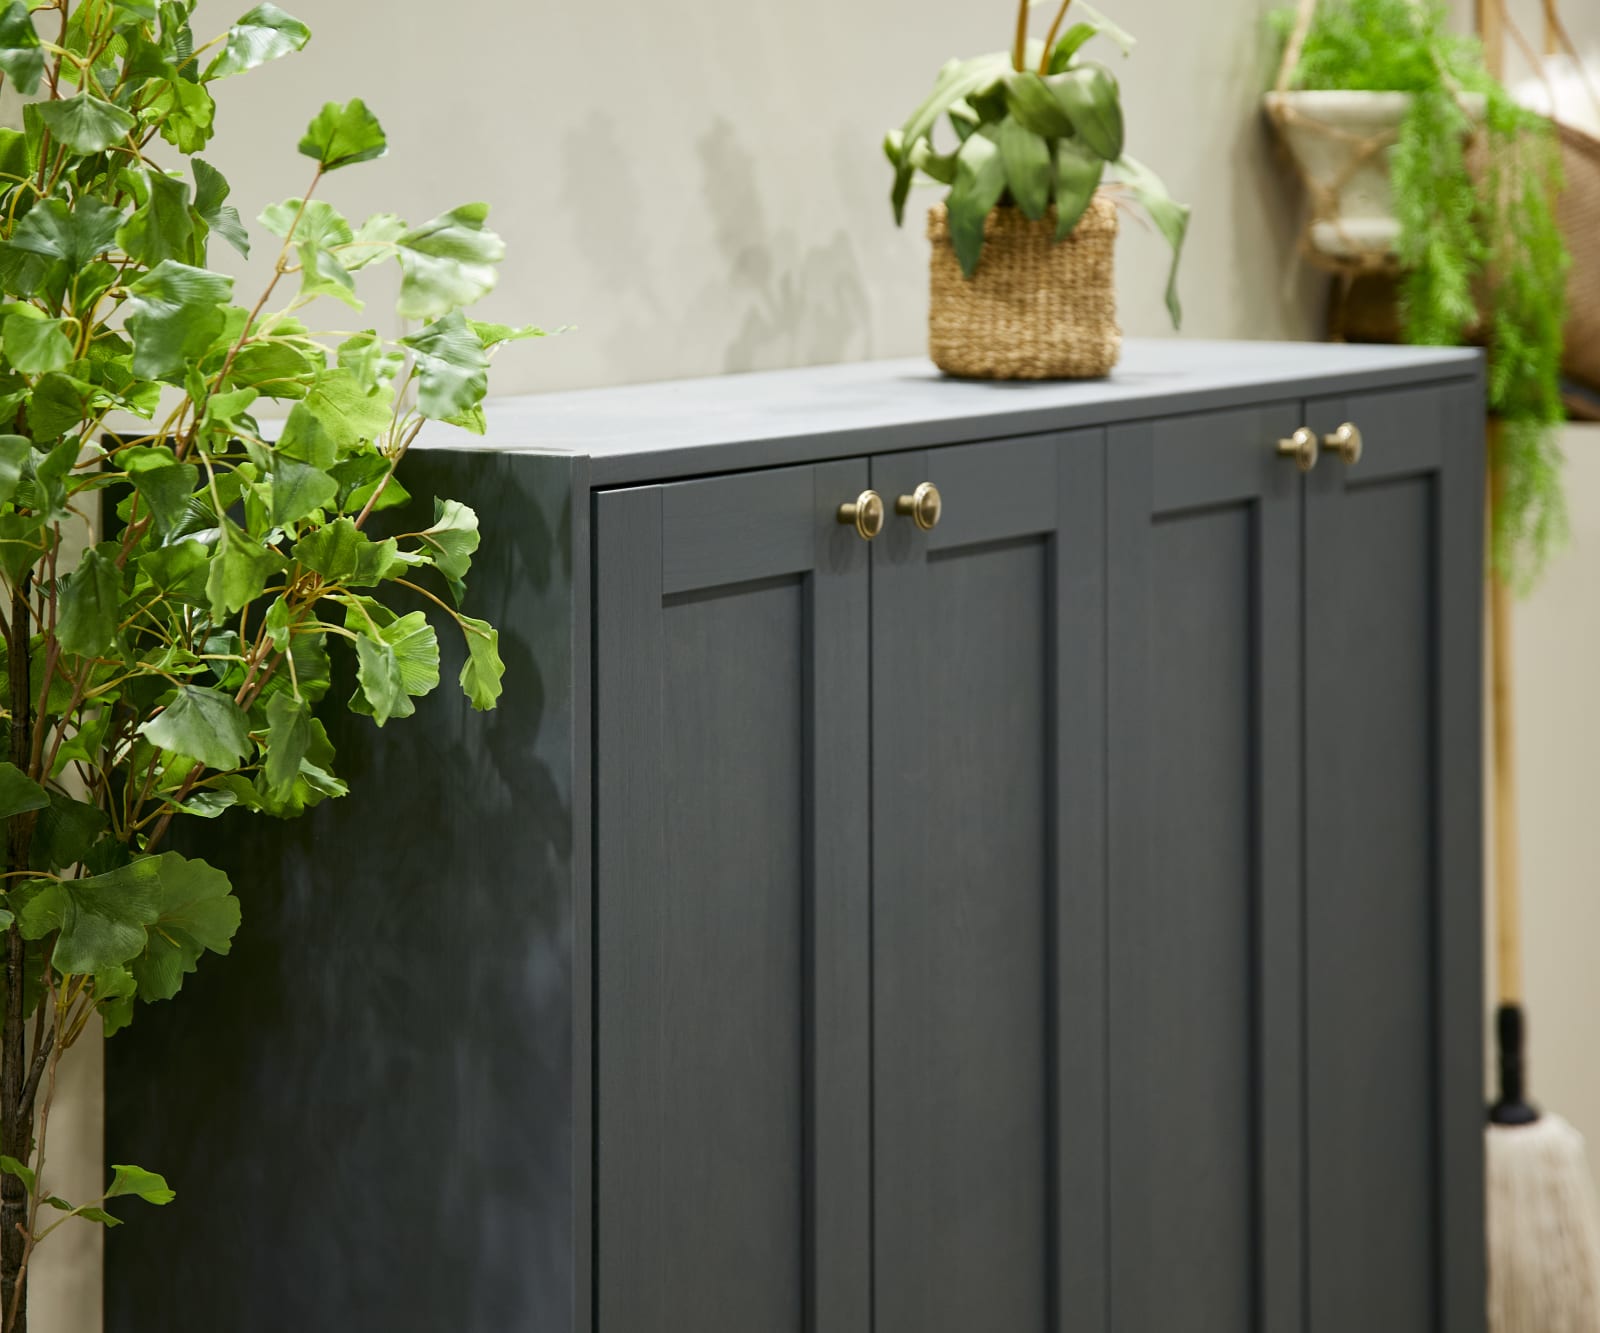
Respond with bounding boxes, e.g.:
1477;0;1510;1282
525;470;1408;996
559;112;873;379
696;116;873;372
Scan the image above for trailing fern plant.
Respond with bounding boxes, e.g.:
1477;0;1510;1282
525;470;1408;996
1277;0;1569;586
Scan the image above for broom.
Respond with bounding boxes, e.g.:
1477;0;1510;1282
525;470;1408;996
1486;439;1600;1333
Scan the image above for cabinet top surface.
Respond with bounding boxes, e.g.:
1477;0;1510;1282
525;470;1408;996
418;339;1480;486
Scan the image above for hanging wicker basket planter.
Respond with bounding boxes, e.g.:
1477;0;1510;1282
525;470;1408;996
926;196;1120;381
1263;89;1487;268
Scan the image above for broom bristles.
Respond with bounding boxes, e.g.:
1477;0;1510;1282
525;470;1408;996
1489;1114;1600;1333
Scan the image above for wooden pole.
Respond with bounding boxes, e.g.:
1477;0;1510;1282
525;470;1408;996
1490;426;1524;1006
1478;0;1506;81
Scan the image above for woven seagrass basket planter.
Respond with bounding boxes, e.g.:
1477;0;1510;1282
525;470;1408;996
927;195;1119;380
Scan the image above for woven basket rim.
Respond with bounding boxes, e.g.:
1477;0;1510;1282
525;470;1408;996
926;195;1118;242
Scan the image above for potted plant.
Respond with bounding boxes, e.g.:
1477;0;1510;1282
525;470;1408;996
884;0;1189;380
0;3;535;1327
1265;0;1568;584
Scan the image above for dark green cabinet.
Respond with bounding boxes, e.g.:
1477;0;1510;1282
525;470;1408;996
107;342;1484;1333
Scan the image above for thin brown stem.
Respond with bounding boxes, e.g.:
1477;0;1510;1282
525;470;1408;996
1013;0;1030;71
1038;0;1073;72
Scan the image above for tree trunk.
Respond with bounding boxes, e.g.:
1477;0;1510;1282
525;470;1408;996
2;584;32;1333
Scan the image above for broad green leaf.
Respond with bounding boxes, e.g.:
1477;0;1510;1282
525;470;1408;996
57;542;121;658
947;132;1006;278
204;518;277;619
1053;137;1105;238
262;690;309;797
105;1163;175;1205
123;446;199;536
71;1206;122;1226
297;98;386;171
36;92;136;154
9;196;121;267
26;372;95;439
14;436;75;517
400;311;487;420
1004;70;1073;138
277;369;392;467
0;505;49;579
147;76;215;154
271;456;336;526
125;854;237;1001
0;1156;34;1192
353;610;437;726
420;497;479;586
124;261;232;380
28;791;106;872
468;321;547;350
0;762;46;819
117;168;194;268
139;685;251;769
458;615;503;710
394;203;503;320
18;864;162;975
1106;154;1189;327
193;158;249;259
260;198;358;305
291;517;397;586
204;3;308;79
1047;22;1101;72
0;435;27;505
3;313;74;375
95;965;137;1036
1050;64;1124;160
892;52;1013;223
907;139;957;186
136;539;208;607
0;2;42;94
199;385;258;434
998;118;1051;220
336;331;403;389
263;595;292;650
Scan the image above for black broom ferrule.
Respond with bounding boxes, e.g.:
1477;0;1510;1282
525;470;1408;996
1490;1002;1541;1127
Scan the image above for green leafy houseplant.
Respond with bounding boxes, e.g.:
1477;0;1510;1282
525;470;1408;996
0;3;534;1326
1275;0;1569;584
883;0;1189;325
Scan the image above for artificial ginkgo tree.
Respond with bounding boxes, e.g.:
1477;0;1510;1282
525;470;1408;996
0;4;534;1327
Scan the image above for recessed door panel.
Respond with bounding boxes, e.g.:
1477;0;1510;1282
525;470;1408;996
594;461;871;1333
1106;405;1304;1333
870;433;1107;1333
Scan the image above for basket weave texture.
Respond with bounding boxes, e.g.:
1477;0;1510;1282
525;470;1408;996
927;196;1119;380
1558;122;1600;396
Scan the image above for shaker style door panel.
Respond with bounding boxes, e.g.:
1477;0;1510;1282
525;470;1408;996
1303;385;1485;1333
592;462;872;1333
869;433;1108;1333
1106;405;1305;1333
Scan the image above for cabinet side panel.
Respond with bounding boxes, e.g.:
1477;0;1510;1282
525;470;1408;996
105;450;582;1333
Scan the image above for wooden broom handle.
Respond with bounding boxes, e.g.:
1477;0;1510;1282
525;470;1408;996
1490;428;1523;1006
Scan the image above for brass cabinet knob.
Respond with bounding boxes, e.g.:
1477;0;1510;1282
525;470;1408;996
837;489;885;541
1324;421;1363;465
895;481;943;531
1277;426;1319;472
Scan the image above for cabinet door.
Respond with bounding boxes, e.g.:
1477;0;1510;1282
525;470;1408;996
593;461;872;1333
1105;405;1305;1333
869;433;1107;1333
1303;384;1484;1333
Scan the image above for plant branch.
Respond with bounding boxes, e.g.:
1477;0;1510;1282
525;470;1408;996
1038;0;1073;71
1013;0;1030;71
